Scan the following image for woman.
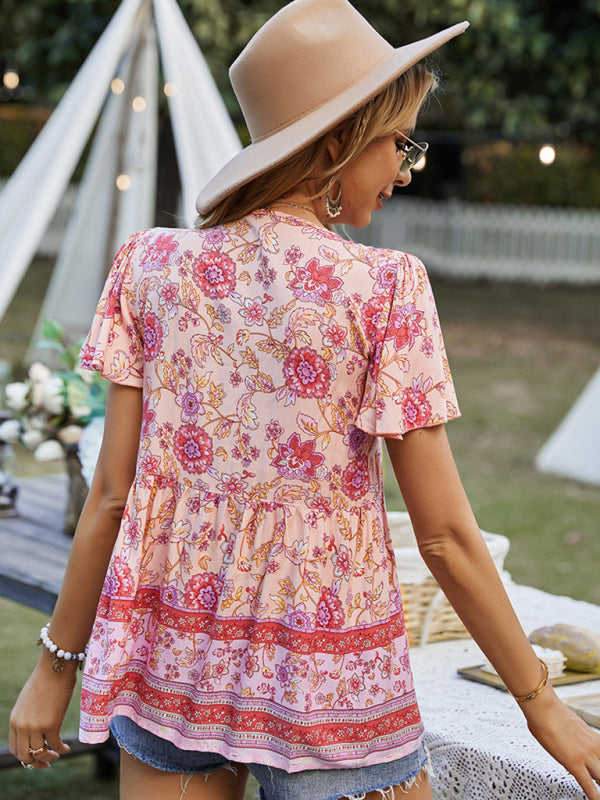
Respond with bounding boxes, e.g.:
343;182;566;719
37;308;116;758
10;1;600;799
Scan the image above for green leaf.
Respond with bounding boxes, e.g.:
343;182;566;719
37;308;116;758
41;319;64;343
61;342;82;370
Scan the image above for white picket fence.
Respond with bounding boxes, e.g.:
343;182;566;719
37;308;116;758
358;198;600;284
5;176;599;284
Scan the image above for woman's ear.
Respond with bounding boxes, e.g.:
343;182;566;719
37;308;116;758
325;125;347;163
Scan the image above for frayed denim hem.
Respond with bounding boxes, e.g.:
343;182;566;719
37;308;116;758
341;757;432;799
256;745;433;800
336;746;433;800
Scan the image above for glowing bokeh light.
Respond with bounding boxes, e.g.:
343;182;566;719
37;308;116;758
116;174;131;191
110;78;125;95
539;144;556;165
3;71;20;90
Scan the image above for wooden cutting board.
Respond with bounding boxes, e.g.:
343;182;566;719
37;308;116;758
566;693;600;728
458;665;600;691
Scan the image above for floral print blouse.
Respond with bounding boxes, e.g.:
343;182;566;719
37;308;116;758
78;209;459;772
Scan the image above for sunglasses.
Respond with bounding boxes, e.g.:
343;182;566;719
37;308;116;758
395;132;429;172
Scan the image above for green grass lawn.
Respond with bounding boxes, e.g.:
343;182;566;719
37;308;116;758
0;599;118;799
1;265;599;797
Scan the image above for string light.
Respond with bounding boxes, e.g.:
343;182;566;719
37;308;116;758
116;174;131;191
163;82;178;97
3;70;19;90
110;78;125;95
132;96;147;112
539;144;556;165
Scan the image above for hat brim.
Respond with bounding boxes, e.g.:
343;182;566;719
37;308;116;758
196;21;468;217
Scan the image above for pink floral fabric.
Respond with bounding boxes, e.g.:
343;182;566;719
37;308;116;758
78;209;459;771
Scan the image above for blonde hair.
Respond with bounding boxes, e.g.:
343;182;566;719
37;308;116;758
198;63;438;229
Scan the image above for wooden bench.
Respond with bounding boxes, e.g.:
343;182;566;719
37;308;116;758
0;473;118;777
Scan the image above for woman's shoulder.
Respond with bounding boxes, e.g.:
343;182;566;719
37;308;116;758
329;237;430;292
128;226;203;249
342;237;424;268
113;226;213;270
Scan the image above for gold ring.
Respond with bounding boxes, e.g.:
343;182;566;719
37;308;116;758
20;761;34;769
29;745;47;756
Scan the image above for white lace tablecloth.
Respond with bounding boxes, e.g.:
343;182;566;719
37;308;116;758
410;582;600;800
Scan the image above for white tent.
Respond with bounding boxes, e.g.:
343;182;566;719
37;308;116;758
536;367;600;486
0;0;241;348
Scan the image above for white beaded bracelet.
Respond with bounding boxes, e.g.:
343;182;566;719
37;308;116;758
37;623;88;672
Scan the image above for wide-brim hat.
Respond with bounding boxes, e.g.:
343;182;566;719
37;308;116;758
196;0;468;217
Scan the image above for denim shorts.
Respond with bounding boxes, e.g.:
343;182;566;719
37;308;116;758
110;716;431;800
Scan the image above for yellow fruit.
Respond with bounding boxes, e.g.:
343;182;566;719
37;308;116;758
529;624;600;673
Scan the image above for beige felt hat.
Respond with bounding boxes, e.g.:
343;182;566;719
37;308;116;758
196;0;468;216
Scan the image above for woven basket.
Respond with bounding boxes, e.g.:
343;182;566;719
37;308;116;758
387;511;510;647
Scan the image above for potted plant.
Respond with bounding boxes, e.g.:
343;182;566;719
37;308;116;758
0;320;107;535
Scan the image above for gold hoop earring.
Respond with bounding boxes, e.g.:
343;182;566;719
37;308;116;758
325;176;342;218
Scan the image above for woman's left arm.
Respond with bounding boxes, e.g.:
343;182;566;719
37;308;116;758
386;424;600;800
9;382;142;768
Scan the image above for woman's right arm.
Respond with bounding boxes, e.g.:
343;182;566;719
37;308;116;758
386;424;600;800
9;381;142;768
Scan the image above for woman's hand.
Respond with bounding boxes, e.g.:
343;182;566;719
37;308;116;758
9;651;76;768
521;685;600;800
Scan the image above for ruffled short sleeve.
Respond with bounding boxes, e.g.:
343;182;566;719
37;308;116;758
79;233;144;387
355;251;459;438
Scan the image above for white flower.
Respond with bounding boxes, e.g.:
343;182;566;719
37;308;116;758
0;419;22;443
28;362;52;384
21;429;44;449
75;365;94;384
58;424;83;446
71;405;92;420
5;382;29;412
24;412;47;431
40;376;65;415
34;439;64;462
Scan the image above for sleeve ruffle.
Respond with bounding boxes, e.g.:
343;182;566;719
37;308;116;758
79;233;144;388
355;252;460;438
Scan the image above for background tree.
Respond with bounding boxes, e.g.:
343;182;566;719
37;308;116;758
2;0;599;204
3;0;599;141
1;0;119;103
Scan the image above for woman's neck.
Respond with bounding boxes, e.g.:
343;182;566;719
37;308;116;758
270;195;328;229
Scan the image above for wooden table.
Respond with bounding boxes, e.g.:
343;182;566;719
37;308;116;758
0;474;71;613
410;583;600;799
0;474;117;777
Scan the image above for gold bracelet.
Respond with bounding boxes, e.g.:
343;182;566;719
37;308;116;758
511;658;549;703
